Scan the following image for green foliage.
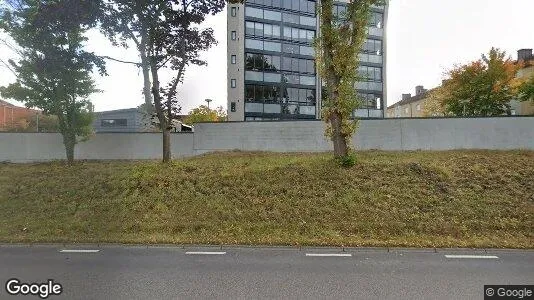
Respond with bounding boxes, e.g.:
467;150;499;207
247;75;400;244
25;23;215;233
315;0;386;156
519;74;534;102
438;48;522;116
0;0;105;162
1;151;532;248
98;0;226;162
336;152;357;168
184;105;227;124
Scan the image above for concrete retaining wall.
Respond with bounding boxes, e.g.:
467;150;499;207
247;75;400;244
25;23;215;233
0;132;194;162
1;117;533;162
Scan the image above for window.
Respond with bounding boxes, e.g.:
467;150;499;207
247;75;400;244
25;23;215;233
231;7;237;17
101;119;127;127
245;7;262;18
300;16;316;27
230;102;236;112
405;107;409;114
282;26;315;43
231;79;236;88
283;13;299;24
368;12;384;28
416;104;421;111
231;55;236;64
358;66;382;82
299;45;314;56
281;57;315;74
363;39;382;54
245;39;263;50
264;10;281;21
245;84;281;102
231;31;237;40
245;22;255;35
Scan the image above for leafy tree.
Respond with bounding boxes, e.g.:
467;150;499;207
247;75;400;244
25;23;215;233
97;0;225;162
422;87;449;117
518;74;534;103
0;0;105;163
315;0;386;158
184;105;226;124
437;48;522;117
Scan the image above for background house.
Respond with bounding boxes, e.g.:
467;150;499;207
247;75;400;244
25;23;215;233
386;85;429;118
93;107;190;132
0;99;41;131
511;48;534;115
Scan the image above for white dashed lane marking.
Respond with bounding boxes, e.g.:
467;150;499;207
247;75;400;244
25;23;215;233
444;255;499;259
185;251;227;255
59;249;100;253
306;253;352;257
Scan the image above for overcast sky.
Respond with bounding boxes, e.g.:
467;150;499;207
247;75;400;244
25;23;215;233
1;0;533;113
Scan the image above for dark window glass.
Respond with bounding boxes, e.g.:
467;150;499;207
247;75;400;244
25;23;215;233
255;85;264;101
231;79;236;88
245;53;254;70
101;119;127;127
245;85;255;101
231;102;236;112
231;31;237;40
231;55;236;64
231;7;237;17
254;54;264;70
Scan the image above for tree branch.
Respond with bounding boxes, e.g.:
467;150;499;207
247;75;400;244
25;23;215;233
0;57;17;76
98;55;141;66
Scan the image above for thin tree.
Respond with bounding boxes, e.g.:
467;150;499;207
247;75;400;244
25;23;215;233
315;0;386;158
0;0;106;163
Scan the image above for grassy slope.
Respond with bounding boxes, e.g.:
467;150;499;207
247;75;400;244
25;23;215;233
0;151;533;248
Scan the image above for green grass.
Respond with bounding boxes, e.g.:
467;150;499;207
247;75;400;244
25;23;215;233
0;150;533;248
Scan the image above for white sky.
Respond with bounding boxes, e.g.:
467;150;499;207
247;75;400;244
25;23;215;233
1;0;533;113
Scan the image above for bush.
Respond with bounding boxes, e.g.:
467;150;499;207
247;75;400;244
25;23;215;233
336;152;357;167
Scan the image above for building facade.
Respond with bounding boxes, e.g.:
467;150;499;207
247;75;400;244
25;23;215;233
513;48;534;115
92;107;191;132
386;86;430;118
227;0;388;121
0;99;41;131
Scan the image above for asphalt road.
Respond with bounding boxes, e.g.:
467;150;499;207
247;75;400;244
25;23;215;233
0;245;532;299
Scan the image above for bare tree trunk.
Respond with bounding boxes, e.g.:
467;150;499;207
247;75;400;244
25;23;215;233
327;78;349;157
62;131;76;164
149;58;172;163
162;127;171;162
330;111;348;156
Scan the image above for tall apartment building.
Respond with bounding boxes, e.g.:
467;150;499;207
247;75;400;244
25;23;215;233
227;0;388;121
